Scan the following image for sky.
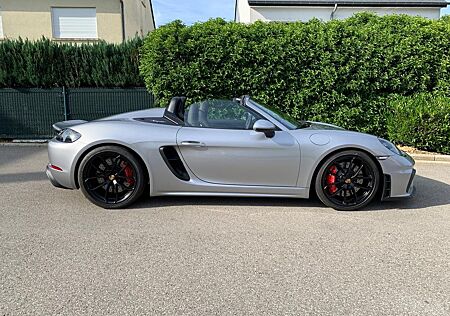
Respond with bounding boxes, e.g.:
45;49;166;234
152;1;450;27
152;0;235;27
443;5;450;16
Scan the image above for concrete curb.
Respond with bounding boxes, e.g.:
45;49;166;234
410;153;450;162
0;141;47;147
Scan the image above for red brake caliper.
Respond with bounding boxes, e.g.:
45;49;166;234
123;163;135;185
327;165;338;194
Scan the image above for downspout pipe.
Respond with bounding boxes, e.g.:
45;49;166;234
148;0;156;30
331;3;338;20
120;0;126;42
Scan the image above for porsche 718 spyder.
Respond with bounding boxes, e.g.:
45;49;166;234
46;96;415;211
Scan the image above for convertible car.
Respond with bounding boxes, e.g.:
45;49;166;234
46;96;415;211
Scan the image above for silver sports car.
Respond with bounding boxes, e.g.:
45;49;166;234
46;96;415;211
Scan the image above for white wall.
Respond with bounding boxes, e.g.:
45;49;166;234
243;6;441;23
251;6;330;22
235;0;251;23
123;0;154;39
334;7;440;20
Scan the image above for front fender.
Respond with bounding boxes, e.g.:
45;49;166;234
293;130;391;189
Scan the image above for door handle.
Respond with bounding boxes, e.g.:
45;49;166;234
180;141;206;148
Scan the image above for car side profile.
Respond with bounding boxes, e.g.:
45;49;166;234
46;96;415;211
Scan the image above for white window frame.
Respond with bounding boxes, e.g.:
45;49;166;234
51;7;98;40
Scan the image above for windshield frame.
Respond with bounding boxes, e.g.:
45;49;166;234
246;99;302;130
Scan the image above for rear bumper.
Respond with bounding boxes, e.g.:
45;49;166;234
46;164;71;189
47;138;85;189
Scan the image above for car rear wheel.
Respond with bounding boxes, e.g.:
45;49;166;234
315;150;380;211
78;146;146;209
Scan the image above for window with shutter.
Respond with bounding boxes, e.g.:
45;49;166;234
51;7;98;39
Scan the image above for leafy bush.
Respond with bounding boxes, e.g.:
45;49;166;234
140;14;450;136
0;38;144;88
387;93;450;154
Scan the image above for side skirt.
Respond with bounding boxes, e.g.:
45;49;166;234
152;186;310;199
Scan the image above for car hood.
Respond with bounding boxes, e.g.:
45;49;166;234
305;121;346;131
289;121;382;154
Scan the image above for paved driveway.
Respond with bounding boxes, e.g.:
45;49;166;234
1;145;449;315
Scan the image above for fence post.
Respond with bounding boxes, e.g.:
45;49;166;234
62;86;68;121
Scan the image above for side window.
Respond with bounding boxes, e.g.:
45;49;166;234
185;100;262;130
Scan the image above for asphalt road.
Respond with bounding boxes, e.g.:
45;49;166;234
1;145;449;315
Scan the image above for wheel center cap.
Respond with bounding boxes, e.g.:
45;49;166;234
345;178;352;184
109;175;116;181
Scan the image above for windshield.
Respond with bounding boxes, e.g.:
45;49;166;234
248;99;307;130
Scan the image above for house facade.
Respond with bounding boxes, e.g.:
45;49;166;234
0;0;155;43
235;0;448;23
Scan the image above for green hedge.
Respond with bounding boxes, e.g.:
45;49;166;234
140;14;450;137
0;38;144;88
387;93;450;154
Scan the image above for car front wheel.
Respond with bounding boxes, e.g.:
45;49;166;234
315;150;380;211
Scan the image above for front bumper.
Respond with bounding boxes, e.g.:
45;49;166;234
381;169;416;201
379;153;416;200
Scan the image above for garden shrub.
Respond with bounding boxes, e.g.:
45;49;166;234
140;14;450;137
387;93;450;155
0;38;144;88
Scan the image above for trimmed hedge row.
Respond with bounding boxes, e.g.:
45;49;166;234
0;38;144;88
140;14;450;137
387;93;450;154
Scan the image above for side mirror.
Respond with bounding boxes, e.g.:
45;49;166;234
253;119;276;138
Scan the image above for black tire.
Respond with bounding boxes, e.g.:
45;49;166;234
315;150;380;211
78;146;146;209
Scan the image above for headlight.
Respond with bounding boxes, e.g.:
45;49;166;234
378;138;401;155
56;128;81;143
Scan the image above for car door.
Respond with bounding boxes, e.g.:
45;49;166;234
176;100;300;187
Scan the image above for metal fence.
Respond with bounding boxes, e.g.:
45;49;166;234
0;88;155;139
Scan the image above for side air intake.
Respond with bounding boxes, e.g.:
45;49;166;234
159;146;190;181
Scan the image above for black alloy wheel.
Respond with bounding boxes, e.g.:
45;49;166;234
78;146;146;209
315;150;380;211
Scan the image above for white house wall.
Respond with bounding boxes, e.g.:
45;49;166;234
251;6;331;22
236;0;252;23
334;7;440;20
248;6;441;22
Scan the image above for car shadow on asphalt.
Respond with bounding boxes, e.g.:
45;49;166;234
365;175;450;211
1;171;448;211
130;175;450;211
133;195;324;209
0;145;47;168
0;171;48;184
